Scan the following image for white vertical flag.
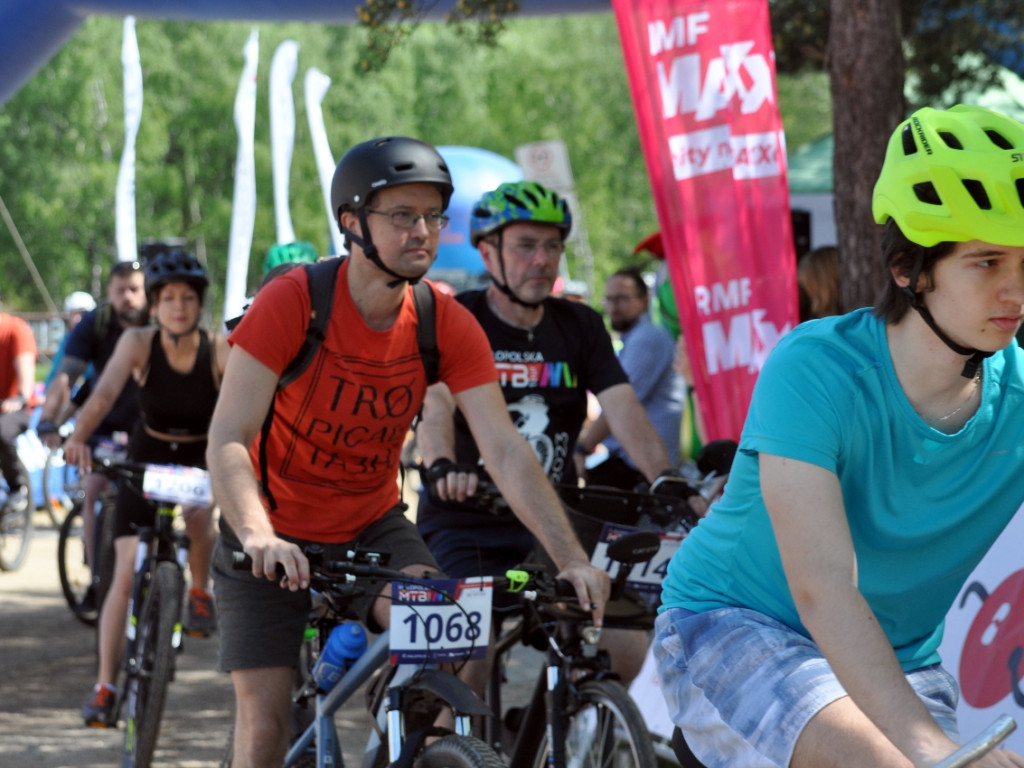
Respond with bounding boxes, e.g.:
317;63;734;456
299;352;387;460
270;40;299;246
223;29;259;325
305;67;345;255
115;16;141;263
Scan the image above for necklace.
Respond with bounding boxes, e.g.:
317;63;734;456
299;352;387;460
933;370;982;423
486;292;541;341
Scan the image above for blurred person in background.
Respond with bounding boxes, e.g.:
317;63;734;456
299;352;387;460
0;287;38;511
798;245;842;322
577;267;684;489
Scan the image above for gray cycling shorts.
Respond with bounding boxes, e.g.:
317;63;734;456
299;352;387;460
213;505;441;672
653;607;961;768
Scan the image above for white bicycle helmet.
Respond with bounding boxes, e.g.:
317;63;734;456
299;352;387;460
63;291;96;314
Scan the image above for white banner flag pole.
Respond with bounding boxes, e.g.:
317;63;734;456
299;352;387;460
223;29;259;325
305;67;345;255
270;40;299;246
115;16;141;263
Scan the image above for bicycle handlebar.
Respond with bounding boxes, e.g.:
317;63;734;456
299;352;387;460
932;715;1016;768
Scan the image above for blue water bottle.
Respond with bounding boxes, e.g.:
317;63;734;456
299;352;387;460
312;622;368;692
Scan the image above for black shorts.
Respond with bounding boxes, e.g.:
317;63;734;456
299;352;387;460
213;505;440;673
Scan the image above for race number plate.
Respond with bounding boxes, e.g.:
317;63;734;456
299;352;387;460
590;523;684;598
142;464;212;506
389;578;492;664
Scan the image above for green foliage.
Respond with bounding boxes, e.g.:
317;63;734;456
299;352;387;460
0;12;830;319
768;0;1023;107
354;0;520;72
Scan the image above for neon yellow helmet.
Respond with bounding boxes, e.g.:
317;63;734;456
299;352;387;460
872;104;1024;247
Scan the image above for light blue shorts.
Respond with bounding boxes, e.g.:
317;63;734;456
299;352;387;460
653;607;961;768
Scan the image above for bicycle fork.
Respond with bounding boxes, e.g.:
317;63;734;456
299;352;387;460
123;528;190;670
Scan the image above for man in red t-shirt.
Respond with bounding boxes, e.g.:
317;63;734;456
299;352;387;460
0;293;37;511
207;136;610;768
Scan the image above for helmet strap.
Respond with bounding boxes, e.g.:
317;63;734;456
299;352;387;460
902;277;991;378
491;231;545;310
160;319;200;345
344;210;427;289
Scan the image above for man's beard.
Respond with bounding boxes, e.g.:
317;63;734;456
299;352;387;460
117;306;149;326
610;316;638;333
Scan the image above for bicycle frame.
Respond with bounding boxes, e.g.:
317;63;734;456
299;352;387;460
286;628;491;768
123;510;188;670
486;612;606;768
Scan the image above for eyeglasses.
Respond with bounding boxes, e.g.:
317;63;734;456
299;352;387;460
366;208;450;232
110;260;142;277
506;238;565;260
601;294;641;305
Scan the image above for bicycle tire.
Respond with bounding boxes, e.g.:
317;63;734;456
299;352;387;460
527;679;657;768
58;501;93;621
0;495;33;572
414;735;505;768
42;446;74;528
122;561;182;768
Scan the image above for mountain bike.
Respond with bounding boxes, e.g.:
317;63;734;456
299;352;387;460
57;488;117;624
221;545;505;768
91;455;207;768
483;530;661;768
0;483;32;572
56;436;125;623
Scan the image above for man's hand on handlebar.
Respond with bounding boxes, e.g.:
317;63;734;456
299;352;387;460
242;533;310;591
424;457;481;503
556;560;612;630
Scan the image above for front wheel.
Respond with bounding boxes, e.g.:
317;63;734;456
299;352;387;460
414;735;505;768
529;679;657;768
0;496;33;571
122;561;182;768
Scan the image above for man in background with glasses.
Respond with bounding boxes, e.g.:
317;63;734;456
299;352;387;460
577;267;685;490
208;138;609;768
416;180;693;687
37;258;148;621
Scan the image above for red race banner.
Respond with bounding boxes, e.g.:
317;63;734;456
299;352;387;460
612;0;798;441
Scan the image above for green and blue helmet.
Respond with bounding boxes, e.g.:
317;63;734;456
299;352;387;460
470;181;572;246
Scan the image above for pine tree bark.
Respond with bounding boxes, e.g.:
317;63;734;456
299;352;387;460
827;0;906;310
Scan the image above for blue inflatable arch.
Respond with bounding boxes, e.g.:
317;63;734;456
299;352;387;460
0;0;607;107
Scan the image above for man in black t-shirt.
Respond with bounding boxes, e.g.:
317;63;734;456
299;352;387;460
416;181;688;685
37;259;148;616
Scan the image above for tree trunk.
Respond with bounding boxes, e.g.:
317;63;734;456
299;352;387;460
827;0;905;310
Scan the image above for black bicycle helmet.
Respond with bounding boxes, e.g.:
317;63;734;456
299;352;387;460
330;136;454;288
141;241;209;303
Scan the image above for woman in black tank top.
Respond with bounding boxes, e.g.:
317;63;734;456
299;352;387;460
64;245;230;727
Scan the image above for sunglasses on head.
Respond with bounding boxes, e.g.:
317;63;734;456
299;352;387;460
110;260;142;277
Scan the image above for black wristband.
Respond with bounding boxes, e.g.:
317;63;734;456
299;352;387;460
424;457;458;485
573;444;591;456
36;419;58;436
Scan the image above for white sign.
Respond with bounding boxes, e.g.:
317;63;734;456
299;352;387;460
515;139;575;194
389;578;493;665
142;464;212;506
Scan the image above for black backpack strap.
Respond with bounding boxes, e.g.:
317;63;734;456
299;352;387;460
260;257;344;509
412;281;440;385
278;258;343;389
